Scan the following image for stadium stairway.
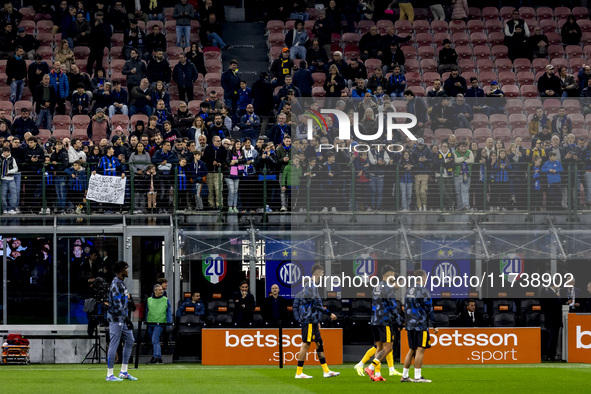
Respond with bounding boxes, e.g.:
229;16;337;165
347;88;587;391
221;22;269;85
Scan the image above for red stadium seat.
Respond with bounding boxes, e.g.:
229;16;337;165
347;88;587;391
535;7;553;20
470;33;488;46
471;114;489;129
490;114;508;129
468;7;482;20
188;100;202;113
495;58;513;72
572;128;589;141
36;20;54;34
434;128;453;141
467;20;485;32
205;60;222;74
357;20;375;35
492;45;508;59
539;19;557;32
554;7;571;20
474;128;492;143
532;58;548;74
110;59;125;73
311;86;325;98
545;32;562;46
342;33;360;46
312;73;326;87
405;72;422;85
459;59;477;72
379;20;395;34
266;20;284;34
506;99;524;115
18;20;35;34
72;115;90;130
131;114;149;129
548;45;565;58
455;128;473;140
110;114;129;131
423;128;434;144
488;32;505;46
422;72;440;86
508;114;528;129
267;33;285;47
111;33;124;47
415;33;432;46
449;20;466;34
573;7;589;20
431;20;448;34
520;85;538;98
37;129;52;143
420;59;437;73
73;47;90;59
550;58;568;71
494;128;512;142
452;33;470;46
401;46;417;59
543;98;561;114
205;73;221;87
409;86;425;96
405;58;419;71
482;7;499;21
303;20;315;34
502;85;520;98
513;128;530;142
570;57;585;72
473;45;491;60
519;7;535;19
364;59;382;75
565;45;583;59
499;7;514;20
485;19;503;33
516;71;534;85
412;20;430;34
36;33;53;47
14;100;32;113
418;46;435;59
167;47;184;60
579;20;591;33
524;99;542;115
563;99;581;114
498;71;516;85
568;114;585;129
52;129;71;139
164;20;176;34
479;71;498;86
455;45;473;60
433;32;450;46
71;129;89;141
513;59;531;73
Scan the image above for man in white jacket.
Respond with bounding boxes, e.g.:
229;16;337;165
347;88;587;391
0;146;19;214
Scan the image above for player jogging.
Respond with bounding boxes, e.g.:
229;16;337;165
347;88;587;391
401;269;438;383
105;261;138;382
292;264;340;379
364;265;404;381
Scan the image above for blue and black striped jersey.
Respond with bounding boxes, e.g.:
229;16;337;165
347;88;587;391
404;285;437;331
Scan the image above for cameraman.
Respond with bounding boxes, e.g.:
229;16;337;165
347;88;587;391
106;261;138;382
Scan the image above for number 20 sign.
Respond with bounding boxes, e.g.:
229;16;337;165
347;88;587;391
203;254;228;284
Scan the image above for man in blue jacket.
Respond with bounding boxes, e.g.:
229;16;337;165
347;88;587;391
49;61;69;115
176;292;205;318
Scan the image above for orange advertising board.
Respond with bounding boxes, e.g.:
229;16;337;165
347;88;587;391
568;314;591;363
202;328;343;365
400;328;540;364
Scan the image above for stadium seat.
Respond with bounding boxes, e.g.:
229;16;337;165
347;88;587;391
536;7;553;20
493;313;516;327
494;58;512;73
164;20;176;34
501;85;519;98
14;100;32;114
467;20;485;33
266;20;284;34
485;19;503;33
455;45;473;60
203;47;221;61
572;128;589;140
422;128;434;144
455;128;473;140
380;19;396;34
420;59;437;73
498;71;516;85
531;58;549;74
508;114;528;129
422;72;440;86
545;32;562;46
543;99;561;114
482;7;499;20
131;114;149;129
473;45;491;60
205;60;222;74
267;33;285;47
490;114;508;129
431;20;448;33
513;58;531;73
311;86;325;98
405;72;422;85
342;33;360;46
71;129;88;141
494;128;512;142
303;20;315;33
519;7;535;19
343;45;360;60
459;59;477;72
573;7;589;20
409;86;425;96
554;7;571;20
470;32;488;46
415;33;432;46
52;129;71;139
412;20;430;34
479;71;498;86
449;20;466;34
471;114;489;129
520;85;538;98
452;32;470;46
72;115;90;130
516;71;534;86
491;45;508;59
550;58;568;71
540;19;557;32
110;114;129;131
524;99;542;115
548;45;565;58
52;115;71;130
505;99;523;115
405;58;419;70
488;32;505;46
513;128;530;142
565;45;583;59
569;114;585;129
468;7;482;20
434;128;453;141
499;6;514;20
474;128;492;143
401;46;417;59
364;59;382;75
418;45;435;59
37;129;51;143
569;58;585;72
563;99;580;114
311;72;325;87
433;33;450;45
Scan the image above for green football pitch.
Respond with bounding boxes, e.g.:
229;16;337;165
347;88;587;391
0;363;588;393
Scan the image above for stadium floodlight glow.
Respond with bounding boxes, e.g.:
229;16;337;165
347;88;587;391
306;110;418;141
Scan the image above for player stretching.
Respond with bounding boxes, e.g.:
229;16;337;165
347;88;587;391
293;264;340;379
364;265;404;382
401;269;438;383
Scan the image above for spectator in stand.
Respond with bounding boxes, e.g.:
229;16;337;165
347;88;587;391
51;140;70;214
438;39;459;75
384;41;406;74
285;20;309;60
413;138;433;211
12;108;38;140
109;80;129;117
351;78;371;103
123;19;146;60
203;136;227;209
427;79;448;110
429;2;445;21
91;68;109;94
465;77;488;115
174;102;195;138
108;1;128;32
142;0;165;22
72;12;91;47
504;8;530;41
327;51;347;76
151;140;178;212
541;152;563;210
6;46;27;104
172;53;199;103
388;65;406;98
60;5;78;49
52;0;70;35
0;24;15;58
240;104;261;144
186;42;207;77
561;15;582;46
49;61;69;115
558;66;579;98
451;0;468;22
344;59;368;90
262;284;289;326
507;25;532;62
367;67;389;93
34;75;57;130
122;48;147;91
221;60;241;121
306;39;328;73
68;64;93;99
538;65;561;98
129;78;154;116
147;50;172;88
578;64;591;94
443;69;467;97
176;292;205;318
270;48;294;87
430;97;452;130
404;90;428;138
0;146;19;215
485;81;506;114
87;11;112;74
359;26;384;62
71;83;91;116
398;0;414;23
251;72;274;134
200;12;229;50
237;80;253;116
293;61;313;97
55;39;75;73
144;25;167;62
312;10;332;56
453;140;474;210
449;94;473;129
528;26;549;59
14;27;39;60
153;99;173;127
528;107;549;138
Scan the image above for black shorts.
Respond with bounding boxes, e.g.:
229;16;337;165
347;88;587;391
301;323;322;343
372;325;393;343
407;330;431;350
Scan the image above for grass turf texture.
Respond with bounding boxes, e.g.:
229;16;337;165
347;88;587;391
0;363;588;393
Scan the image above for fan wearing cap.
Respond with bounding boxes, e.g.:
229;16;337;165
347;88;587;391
437;38;459;75
14;26;39;60
270;48;294;87
486;81;506;115
538;65;561;98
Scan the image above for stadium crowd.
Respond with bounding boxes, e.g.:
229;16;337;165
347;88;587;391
1;2;591;213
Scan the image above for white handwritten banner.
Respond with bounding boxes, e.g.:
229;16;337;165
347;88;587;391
86;174;127;204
